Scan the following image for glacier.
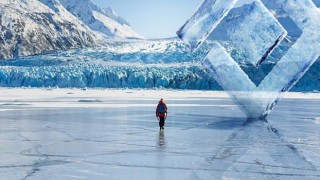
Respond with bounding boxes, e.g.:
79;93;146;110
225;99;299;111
0;39;211;89
0;39;319;91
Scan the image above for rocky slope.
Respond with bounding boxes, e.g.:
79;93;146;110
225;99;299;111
0;0;142;59
0;0;103;59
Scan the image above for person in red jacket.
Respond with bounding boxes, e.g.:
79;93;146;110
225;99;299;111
156;98;168;130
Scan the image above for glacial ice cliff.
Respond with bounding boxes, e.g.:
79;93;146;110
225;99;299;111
0;39;318;91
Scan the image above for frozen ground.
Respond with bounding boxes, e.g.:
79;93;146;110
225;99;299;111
0;88;319;179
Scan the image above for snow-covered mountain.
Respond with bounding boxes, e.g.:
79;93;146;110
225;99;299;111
0;0;143;59
0;0;102;59
59;0;143;39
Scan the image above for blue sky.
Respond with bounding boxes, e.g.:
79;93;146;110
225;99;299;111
92;0;254;39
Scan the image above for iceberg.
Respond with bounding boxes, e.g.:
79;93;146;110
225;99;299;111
177;0;320;119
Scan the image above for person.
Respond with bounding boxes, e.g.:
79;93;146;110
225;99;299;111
156;98;168;130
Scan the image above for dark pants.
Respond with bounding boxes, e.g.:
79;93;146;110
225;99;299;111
159;117;165;128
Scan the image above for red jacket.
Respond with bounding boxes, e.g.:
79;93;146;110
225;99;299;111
156;101;167;118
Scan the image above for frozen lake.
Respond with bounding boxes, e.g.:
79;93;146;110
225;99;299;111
0;89;319;179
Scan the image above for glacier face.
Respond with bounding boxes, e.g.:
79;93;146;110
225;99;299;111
0;39;318;91
0;39;216;89
0;62;216;89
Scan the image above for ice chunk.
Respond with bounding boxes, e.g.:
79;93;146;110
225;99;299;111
179;0;320;119
210;1;287;66
202;42;269;118
176;0;239;51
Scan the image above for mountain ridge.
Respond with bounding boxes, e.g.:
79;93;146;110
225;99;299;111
0;0;102;59
0;0;142;59
58;0;143;39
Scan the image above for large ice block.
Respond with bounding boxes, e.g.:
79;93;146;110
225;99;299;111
210;1;287;66
178;0;320;119
176;0;239;51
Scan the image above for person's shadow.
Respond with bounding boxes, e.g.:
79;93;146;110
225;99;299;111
158;131;166;149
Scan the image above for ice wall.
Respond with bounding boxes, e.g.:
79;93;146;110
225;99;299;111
0;63;220;89
0;60;318;91
0;38;318;91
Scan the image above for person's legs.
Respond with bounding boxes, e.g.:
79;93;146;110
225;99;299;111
159;118;162;130
162;118;165;129
159;117;165;130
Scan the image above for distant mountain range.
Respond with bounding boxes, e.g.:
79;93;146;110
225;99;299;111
0;0;143;59
57;0;143;39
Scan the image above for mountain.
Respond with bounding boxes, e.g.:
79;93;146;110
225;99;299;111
0;0;102;59
0;0;143;59
103;7;131;27
59;0;143;39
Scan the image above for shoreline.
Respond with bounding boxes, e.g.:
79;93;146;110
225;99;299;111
0;87;319;100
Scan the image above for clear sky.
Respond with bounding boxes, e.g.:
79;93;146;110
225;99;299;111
92;0;254;39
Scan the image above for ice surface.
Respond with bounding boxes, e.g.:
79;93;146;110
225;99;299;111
178;0;320;119
0;88;319;179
